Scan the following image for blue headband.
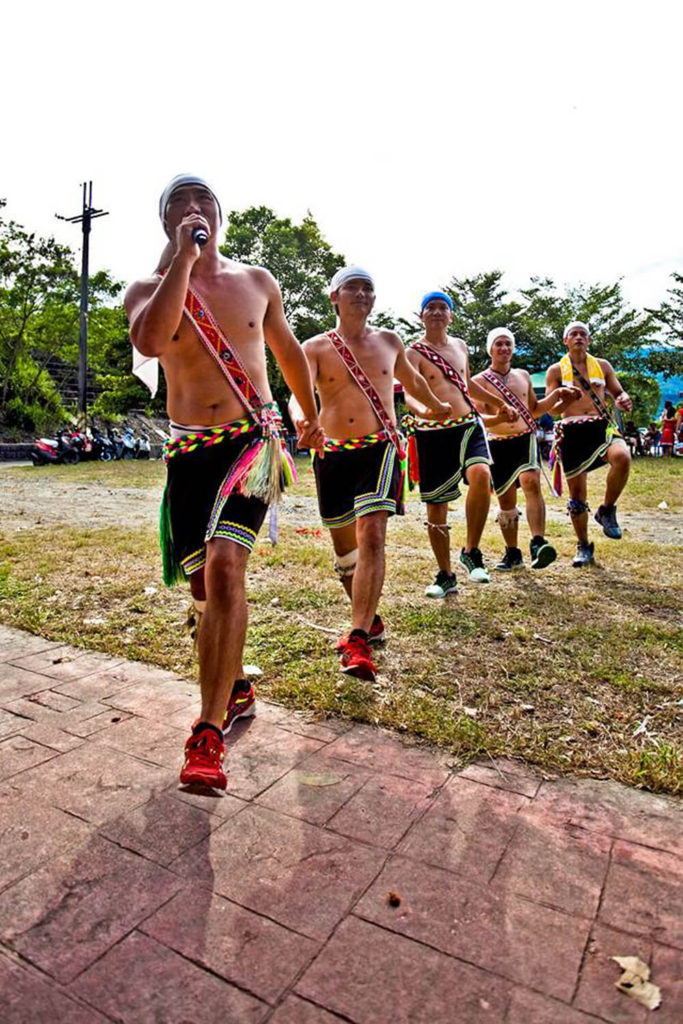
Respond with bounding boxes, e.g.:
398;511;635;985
421;291;454;312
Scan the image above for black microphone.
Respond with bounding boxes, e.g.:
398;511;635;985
192;227;209;247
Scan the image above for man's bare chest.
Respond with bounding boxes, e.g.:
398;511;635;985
319;344;396;390
420;344;466;382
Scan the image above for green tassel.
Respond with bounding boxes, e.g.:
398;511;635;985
243;438;285;506
159;485;185;587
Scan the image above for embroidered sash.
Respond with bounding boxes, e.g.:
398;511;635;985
411;341;477;414
326;330;404;456
482;369;537;435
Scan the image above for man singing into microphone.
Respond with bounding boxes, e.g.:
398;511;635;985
125;174;323;793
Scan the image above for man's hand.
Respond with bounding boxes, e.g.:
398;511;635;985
615;391;632;412
427;399;452;421
174;214;210;264
554;385;582;408
500;403;518;423
295;416;325;457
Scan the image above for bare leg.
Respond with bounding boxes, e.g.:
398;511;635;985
567;474;589;543
352;512;388;633
196;539;250;729
519;470;545;537
329;521;358;601
496;485;519;547
464;464;492;552
426;502;451;572
604;441;631;506
190;567;243;679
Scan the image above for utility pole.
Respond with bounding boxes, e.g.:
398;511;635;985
56;182;109;420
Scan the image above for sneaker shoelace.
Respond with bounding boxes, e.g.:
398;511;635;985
188;732;223;766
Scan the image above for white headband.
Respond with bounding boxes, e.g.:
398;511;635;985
486;328;515;357
563;320;590;340
159;174;222;231
329;265;374;296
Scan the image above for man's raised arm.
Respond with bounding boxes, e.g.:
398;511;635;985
125;215;203;356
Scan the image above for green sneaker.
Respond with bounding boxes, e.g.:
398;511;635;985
460;548;490;583
425;570;458;598
530;536;557;570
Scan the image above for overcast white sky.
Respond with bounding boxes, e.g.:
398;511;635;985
3;0;682;319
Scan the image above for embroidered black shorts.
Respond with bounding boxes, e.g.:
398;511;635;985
313;438;404;529
557;419;624;479
415;418;491;504
166;427;268;576
488;430;540;496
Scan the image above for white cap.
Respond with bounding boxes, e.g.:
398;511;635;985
329;265;374;296
486;328;515;357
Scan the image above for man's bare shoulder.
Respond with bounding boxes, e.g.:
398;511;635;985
124;276;159;315
596;357;615;373
301;332;330;353
240;264;280;295
546;360;562;376
371;327;402;350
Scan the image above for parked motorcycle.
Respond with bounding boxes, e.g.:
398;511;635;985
31;428;79;467
91;427;115;461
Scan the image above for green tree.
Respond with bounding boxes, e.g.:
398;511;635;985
221;207;345;407
647;271;683;378
0;200;133;430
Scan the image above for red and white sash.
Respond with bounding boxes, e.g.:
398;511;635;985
411;341;477;415
482;369;537;435
326;329;404;456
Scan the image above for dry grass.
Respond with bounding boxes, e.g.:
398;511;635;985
0;456;681;793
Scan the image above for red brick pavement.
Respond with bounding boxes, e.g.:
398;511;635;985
0;624;680;1023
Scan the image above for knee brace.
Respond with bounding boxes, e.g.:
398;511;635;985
496;507;521;528
334;548;358;580
567;498;589;517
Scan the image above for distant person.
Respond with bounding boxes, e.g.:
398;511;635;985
624;420;644;456
545;321;632;567
660;401;676;456
472;328;579;571
645;422;661;455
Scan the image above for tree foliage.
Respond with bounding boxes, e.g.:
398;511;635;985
221;207;345;409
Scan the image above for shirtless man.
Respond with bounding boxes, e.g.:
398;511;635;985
289;267;450;682
473;328;580;571
403;292;516;595
546;321;632;567
125;174;322;792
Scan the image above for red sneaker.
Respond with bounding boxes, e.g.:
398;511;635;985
335;615;385;653
222;679;256;734
339;635;376;681
179;727;227;791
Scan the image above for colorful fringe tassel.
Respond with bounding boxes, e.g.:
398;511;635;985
159;484;185;586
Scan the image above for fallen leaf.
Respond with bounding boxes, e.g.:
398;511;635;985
612;956;662;1010
387;891;401;907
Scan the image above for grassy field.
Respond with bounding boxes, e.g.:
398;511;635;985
1;456;681;793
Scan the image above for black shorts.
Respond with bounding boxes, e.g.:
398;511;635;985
165;426;268;577
313;438;404;529
557;419;624;479
415;418;491;504
488;431;540;496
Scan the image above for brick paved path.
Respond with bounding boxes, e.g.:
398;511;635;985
0;624;680;1022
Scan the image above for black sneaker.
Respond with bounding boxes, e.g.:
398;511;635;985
530;536;557;570
460;548;490;583
595;504;622;539
572;541;595;567
495;547;524;572
425;570;458;598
